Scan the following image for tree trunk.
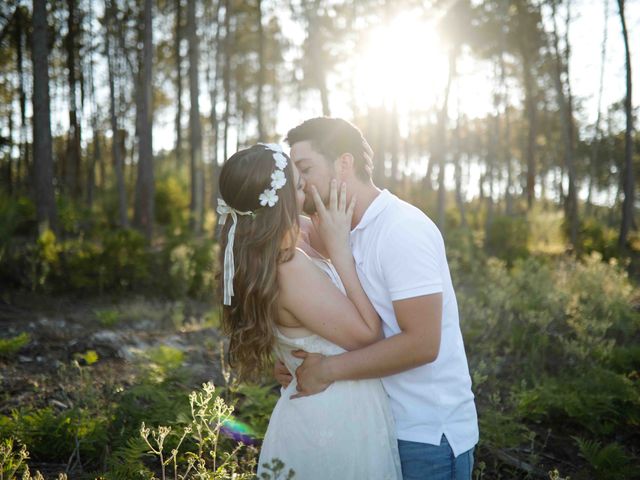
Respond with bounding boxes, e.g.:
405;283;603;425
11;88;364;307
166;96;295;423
618;0;634;249
437;48;456;229
65;0;82;198
308;1;330;116
134;0;154;240
256;0;265;140
209;0;222;210
454;111;468;229
550;0;578;248
187;0;204;233
15;8;30;188
522;51;537;210
175;0;184;167
86;0;98;210
222;0;232;162
106;0;128;228
31;0;58;233
587;0;609;213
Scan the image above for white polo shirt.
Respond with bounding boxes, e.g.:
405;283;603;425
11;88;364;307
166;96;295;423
350;189;478;457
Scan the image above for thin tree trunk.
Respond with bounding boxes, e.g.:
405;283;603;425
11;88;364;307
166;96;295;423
618;0;634;249
65;0;82;198
522;52;536;210
256;0;265;140
86;0;98;210
309;0;330;116
454;109;467;229
209;0;222;210
106;0;128;228
32;0;58;233
187;0;203;232
550;0;578;248
175;0;184;167
437;48;456;229
134;0;154;240
587;0;609;214
222;0;231;162
15;8;30;189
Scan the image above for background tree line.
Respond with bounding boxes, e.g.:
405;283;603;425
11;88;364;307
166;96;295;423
0;0;637;255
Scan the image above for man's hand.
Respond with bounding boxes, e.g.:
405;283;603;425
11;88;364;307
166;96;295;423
274;359;292;389
290;350;333;399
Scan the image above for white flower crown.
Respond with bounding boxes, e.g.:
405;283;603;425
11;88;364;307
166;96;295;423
257;143;288;207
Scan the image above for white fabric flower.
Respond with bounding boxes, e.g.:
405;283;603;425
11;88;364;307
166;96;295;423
271;170;287;190
259;188;279;207
260;142;282;153
273;152;288;170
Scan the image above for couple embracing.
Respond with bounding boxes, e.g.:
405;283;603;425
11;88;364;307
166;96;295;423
216;117;478;480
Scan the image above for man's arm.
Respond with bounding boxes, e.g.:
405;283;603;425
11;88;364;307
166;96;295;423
293;292;442;396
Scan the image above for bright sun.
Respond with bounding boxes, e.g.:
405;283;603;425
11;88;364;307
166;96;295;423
355;13;450;112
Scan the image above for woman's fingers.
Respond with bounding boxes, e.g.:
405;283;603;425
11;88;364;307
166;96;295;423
310;185;327;217
339;182;347;212
329;179;338;212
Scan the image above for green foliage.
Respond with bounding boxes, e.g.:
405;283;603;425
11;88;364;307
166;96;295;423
0;406;109;464
455;247;640;476
0;333;30;359
95;308;121;328
0;437;67;480
574;437;639;480
155;175;190;228
231;384;280;439
484;215;529;266
515;369;640;436
577;217;619;260
0;195;36;245
0;437;29;479
138;382;258;479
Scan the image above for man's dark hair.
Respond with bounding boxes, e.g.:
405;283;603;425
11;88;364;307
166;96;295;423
285;117;373;181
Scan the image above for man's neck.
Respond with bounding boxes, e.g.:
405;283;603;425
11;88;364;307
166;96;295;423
350;182;382;230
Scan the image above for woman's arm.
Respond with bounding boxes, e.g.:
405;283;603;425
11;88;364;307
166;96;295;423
278;249;380;350
307;181;382;342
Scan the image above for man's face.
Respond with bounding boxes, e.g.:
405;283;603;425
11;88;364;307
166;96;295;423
290;140;335;215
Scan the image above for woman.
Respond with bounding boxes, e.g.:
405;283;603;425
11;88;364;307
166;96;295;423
217;143;400;479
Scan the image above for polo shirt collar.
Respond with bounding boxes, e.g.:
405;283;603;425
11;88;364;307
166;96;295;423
352;189;392;233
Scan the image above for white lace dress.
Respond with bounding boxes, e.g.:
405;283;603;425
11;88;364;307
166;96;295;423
257;258;402;480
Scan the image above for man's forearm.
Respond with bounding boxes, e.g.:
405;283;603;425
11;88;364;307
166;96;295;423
325;331;437;381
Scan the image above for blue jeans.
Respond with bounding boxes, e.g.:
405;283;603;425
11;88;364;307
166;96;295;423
398;435;474;480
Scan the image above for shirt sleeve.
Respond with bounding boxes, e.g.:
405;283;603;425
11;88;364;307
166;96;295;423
378;217;444;301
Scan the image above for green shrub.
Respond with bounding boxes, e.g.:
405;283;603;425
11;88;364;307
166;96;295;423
574;437;639;480
484;215;529;266
0;195;36;245
155;175;189;228
578;217;619;260
0;333;30;359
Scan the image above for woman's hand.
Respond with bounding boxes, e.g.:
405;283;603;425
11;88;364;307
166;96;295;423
309;179;356;260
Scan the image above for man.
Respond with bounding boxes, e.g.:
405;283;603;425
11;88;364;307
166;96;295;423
276;117;478;480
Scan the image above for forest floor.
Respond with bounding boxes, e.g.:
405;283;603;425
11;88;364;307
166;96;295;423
0;291;227;476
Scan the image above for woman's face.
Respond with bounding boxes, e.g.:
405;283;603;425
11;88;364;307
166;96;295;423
292;164;306;212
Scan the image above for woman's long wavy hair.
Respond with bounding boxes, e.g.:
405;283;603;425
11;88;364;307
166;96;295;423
217;145;299;381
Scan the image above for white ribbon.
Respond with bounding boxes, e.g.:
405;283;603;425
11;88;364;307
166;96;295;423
217;198;253;305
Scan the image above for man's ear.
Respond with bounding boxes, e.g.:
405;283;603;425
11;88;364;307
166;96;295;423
334;153;355;181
